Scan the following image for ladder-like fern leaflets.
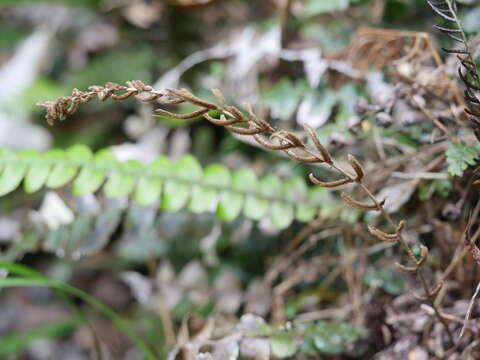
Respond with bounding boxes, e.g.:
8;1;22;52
427;0;457;22
433;24;463;43
427;0;480;141
0;145;325;229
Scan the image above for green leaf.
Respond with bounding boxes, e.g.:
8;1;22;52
310;321;366;355
217;169;250;222
162;155;202;212
72;148;113;196
245;176;277;220
0;149;27;196
271;201;295;230
46;145;91;188
418;179;453;200
0;147;324;227
364;268;406;296
23;150;63;194
270;332;298;358
310;187;336;217
286;177;317;222
133;156;171;206
104;159;142;198
261;79;308;120
446;141;480;176
190;164;228;213
244;171;268;220
262;175;294;230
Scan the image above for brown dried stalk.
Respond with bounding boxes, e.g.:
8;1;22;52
329;27;464;106
38;82;455;344
331;27;436;71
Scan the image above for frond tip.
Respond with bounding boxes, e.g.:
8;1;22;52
304;124;333;164
347;154;365;182
37;81;166;125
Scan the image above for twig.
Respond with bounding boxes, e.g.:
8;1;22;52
279;0;294;47
460;279;480;339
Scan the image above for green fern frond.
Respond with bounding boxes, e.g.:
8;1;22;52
0;145;326;229
445;141;480;176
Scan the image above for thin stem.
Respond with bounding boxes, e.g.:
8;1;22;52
445;0;470;53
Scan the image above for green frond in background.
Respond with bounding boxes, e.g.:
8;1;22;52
0;145;327;229
445;141;480;176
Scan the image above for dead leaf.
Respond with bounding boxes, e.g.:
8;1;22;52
376;182;416;214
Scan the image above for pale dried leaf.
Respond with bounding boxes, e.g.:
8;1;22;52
376;182;416;214
120;271;152;305
38;192;74;230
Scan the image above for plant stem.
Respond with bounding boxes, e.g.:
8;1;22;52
331;162;456;344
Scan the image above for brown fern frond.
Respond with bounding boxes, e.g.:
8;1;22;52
36;81;450;344
166;88;218;110
347;154;365;182
204;113;240;126
308;174;352;188
367;225;399;243
40;81;450;338
395;262;419;274
340;192;384;211
156;108;210;119
396;220;406;233
304;124;333;164
417;245;429;267
253;134;297;150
